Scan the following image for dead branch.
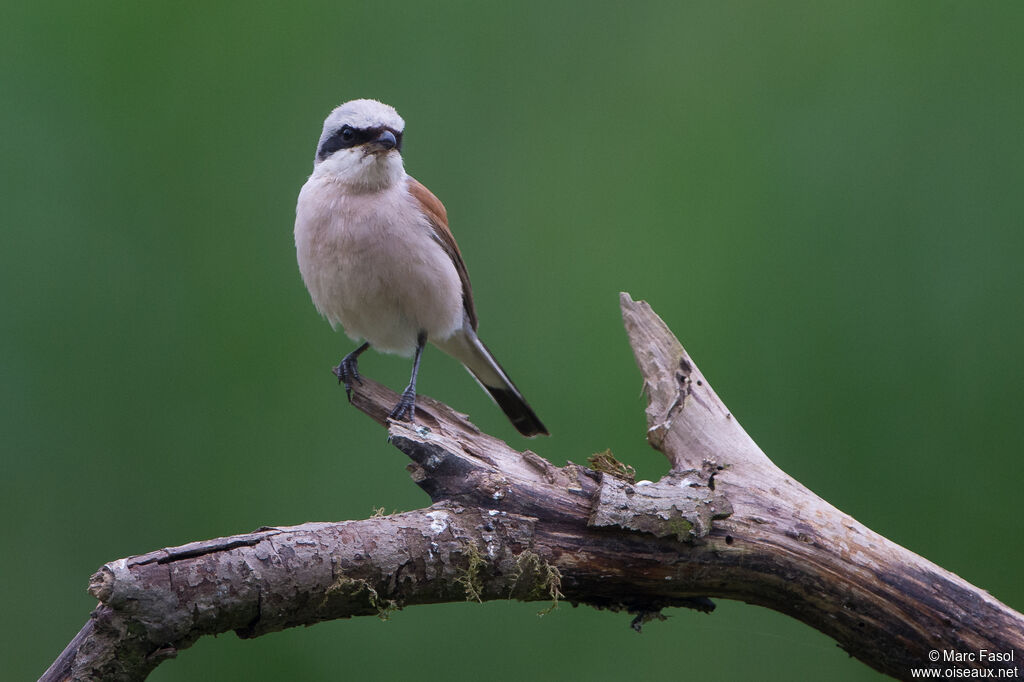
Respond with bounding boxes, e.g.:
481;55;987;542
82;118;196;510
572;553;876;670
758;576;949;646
43;293;1023;681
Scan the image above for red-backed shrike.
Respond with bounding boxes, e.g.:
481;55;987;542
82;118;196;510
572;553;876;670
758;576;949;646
294;99;548;437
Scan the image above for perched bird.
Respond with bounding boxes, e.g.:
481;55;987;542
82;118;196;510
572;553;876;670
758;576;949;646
294;99;548;437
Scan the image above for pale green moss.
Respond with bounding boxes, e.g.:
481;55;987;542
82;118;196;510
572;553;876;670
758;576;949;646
455;542;486;603
664;516;695;542
322;574;398;620
511;551;564;616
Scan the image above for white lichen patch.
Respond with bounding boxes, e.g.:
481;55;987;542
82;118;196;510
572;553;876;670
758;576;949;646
481;535;500;559
426;510;449;535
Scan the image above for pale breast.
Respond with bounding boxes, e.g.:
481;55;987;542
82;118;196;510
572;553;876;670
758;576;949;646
294;176;464;356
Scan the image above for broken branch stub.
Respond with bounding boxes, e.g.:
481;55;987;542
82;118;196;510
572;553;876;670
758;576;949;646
618;292;1023;679
619;292;767;473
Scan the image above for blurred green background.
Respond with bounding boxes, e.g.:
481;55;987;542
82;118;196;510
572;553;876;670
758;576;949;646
3;1;1022;680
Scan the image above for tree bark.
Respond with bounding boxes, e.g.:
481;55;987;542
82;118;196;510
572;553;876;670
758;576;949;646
43;293;1023;681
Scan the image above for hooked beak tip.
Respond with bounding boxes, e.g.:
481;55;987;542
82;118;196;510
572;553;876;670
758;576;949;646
375;129;398;151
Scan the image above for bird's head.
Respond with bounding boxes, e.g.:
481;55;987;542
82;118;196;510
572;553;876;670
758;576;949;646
312;99;406;190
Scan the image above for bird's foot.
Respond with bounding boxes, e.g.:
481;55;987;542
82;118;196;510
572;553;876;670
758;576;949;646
332;354;364;402
388;385;417;423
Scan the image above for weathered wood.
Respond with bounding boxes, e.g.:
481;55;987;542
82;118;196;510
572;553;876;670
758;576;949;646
619;293;1023;678
44;510;544;681
42;294;1023;681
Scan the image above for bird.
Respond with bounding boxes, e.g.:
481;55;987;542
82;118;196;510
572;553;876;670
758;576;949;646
294;98;548;437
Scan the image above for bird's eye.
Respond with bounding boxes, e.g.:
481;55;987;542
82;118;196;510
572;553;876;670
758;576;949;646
316;124;363;161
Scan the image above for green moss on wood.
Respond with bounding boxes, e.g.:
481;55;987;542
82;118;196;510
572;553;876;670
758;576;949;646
587;449;636;482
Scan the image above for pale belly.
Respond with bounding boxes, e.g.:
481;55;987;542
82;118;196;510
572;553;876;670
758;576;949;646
295;180;463;356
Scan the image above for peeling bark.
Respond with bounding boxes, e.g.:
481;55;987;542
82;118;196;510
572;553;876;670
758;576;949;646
43;294;1023;681
589;466;732;541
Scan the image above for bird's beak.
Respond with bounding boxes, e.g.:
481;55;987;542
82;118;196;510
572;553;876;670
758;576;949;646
371;129;398;152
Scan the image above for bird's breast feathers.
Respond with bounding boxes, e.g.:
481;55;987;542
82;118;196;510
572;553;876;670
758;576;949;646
294;175;464;355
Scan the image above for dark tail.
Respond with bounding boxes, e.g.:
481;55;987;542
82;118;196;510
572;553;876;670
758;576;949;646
483;383;548;437
435;329;549;437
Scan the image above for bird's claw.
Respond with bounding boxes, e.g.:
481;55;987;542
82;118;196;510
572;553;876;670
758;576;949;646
388;387;417;423
332;355;363;402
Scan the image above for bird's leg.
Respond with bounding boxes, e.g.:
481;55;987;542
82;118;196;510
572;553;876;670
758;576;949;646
333;342;370;402
389;331;426;422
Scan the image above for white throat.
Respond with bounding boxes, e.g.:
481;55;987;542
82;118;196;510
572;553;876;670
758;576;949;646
313;148;406;193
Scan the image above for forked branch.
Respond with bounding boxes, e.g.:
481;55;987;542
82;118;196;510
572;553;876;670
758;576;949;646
43;294;1023;681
